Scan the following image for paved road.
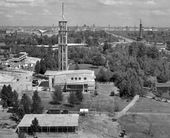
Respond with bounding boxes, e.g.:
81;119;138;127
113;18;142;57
105;31;135;43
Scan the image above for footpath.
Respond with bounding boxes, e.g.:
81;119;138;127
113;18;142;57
115;95;140;119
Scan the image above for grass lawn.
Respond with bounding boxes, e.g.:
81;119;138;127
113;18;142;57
119;97;170;138
38;82;128;114
119;114;170;138
69;64;101;76
80;83;128;113
129;97;170;113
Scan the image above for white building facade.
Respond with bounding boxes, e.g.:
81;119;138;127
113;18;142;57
45;70;95;92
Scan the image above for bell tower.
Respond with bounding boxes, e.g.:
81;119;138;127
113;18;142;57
58;3;68;70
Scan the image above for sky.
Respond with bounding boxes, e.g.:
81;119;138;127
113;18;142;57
0;0;170;27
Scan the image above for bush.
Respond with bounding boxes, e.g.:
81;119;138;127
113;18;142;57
110;91;115;96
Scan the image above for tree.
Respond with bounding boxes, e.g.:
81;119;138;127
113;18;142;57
103;41;111;52
114;68;144;97
91;53;106;66
146;46;159;59
94;82;98;96
39;59;47;74
30;117;40;135
34;61;40;74
68;92;79;105
20;94;32;115
74;62;80;70
32;91;43;114
52;86;63;104
96;68;112;82
12;90;19;112
166;41;170;51
0;85;17;107
0;85;8;108
76;90;83;102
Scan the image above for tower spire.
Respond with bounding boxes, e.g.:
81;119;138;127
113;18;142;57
137;19;143;41
62;2;65;20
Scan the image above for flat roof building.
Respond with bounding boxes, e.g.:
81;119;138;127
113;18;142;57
45;70;95;92
17;114;79;133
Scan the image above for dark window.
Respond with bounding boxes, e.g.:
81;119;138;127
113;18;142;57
75;77;77;80
79;77;81;80
84;77;87;80
71;77;73;80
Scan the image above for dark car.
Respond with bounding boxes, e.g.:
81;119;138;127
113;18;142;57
47;109;61;114
32;79;39;86
61;110;69;114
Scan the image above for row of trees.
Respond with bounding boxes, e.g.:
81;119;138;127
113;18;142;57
68;30;119;46
5;30;119;47
52;86;83;105
0;85;18;108
0;85;43;121
69;47;106;66
5;33;58;46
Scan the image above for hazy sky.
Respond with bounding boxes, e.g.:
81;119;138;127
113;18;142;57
0;0;170;26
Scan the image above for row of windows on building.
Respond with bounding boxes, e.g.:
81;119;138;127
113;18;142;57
71;77;87;81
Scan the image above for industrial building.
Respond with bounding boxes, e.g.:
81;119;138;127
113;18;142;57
45;70;95;92
17;114;79;133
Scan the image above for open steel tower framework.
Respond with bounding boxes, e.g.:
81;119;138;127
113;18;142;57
58;3;68;71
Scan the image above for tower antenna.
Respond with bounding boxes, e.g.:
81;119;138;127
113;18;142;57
62;2;65;20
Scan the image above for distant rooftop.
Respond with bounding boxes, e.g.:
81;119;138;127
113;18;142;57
45;69;94;76
18;114;79;127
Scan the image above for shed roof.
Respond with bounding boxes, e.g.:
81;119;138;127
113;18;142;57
45;70;94;76
17;114;79;127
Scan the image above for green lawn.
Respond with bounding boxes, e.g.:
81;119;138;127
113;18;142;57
39;82;128;114
119;114;170;138
69;64;101;76
129;97;170;113
119;97;170;138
